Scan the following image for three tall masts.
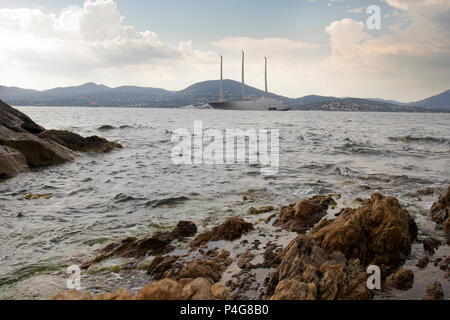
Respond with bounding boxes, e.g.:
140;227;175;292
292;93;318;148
219;52;268;103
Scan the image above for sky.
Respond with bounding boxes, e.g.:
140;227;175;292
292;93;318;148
0;0;449;102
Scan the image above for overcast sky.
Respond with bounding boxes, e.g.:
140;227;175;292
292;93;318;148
0;0;449;102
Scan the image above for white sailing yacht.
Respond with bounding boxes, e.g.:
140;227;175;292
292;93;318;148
209;52;290;111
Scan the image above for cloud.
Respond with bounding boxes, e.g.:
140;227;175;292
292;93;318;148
0;0;216;89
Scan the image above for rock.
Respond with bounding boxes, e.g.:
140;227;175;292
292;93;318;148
270;280;317;300
443;217;450;237
51;289;92;300
423;281;444;300
439;256;449;271
430;185;450;227
310;193;417;271
267;235;372;300
0;126;76;167
94;289;134;300
136;279;182;300
248;206;275;215
181;277;213;300
38;130;122;153
423;237;441;255
416;256;429;268
384;269;414;291
179;260;222;283
0;145;29;176
273;195;336;233
190;218;253;247
211;283;230;300
0;100;45;134
82;221;196;268
147;255;179;280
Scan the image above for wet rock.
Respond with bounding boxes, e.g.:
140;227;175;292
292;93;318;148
270;280;317;300
82;221;196;267
38;129;122;153
0;145;29;176
310;193;417;271
443;217;450;238
0;126;76;167
439;256;449;271
262;242;282;268
384;269;414;291
423;237;441;255
248;206;275;215
190;218;253;247
136;279;182;300
147;255;179;280
430;185;449;228
423;281;444;300
179;260;222;283
416;256;429;268
416;187;434;196
93;289;134;300
267;235;372;300
51;289;92;300
273;195;336;233
0;100;45;134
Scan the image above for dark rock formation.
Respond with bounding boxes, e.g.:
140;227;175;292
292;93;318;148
423;237;441;255
416;256;429;268
0;101;122;174
310;193;417;271
423;281;444;300
38;130;122;153
384;269;414;291
0;100;44;134
0;145;29;176
430;185;450;224
190;218;253;247
267;235;372;300
273;195;336;233
82;221;197;268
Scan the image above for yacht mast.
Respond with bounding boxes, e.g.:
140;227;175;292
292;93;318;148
219;55;224;103
241;51;245;100
264;57;268;96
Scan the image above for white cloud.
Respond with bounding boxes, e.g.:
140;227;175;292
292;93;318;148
0;0;217;90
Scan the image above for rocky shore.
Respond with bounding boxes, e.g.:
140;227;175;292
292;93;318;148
0;100;122;177
52;187;449;300
1;102;448;300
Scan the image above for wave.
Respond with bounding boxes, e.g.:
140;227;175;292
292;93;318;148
389;136;450;144
98;125;116;131
145;196;190;208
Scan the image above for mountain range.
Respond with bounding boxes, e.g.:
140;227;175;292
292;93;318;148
0;81;449;112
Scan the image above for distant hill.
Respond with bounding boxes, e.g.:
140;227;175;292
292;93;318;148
409;90;450;109
0;81;448;112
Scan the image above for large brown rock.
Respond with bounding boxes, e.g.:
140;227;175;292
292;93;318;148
430;186;449;236
269;280;317;300
51;290;92;300
136;279;182;300
0;126;76;167
179;260;222;283
0;100;44;133
0;145;29;176
309;193;417;271
38;130;122;153
273;195;336;233
384;269;414;291
190;218;253;247
267;235;372;300
423;281;444;300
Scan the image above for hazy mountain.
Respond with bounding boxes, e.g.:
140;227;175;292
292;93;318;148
409;90;450;109
42;82;112;96
0;80;448;112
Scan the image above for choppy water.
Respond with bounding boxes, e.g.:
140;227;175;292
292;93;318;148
1;107;449;298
